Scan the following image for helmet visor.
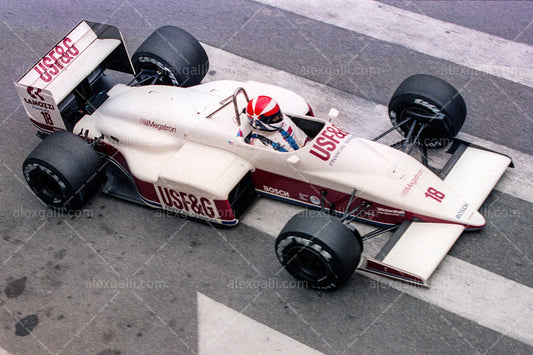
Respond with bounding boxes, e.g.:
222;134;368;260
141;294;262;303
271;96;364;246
262;111;283;124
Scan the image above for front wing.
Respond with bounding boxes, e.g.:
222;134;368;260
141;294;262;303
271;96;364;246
358;142;512;287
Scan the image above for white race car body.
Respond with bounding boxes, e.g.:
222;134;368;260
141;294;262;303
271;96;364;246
75;81;486;229
15;21;512;286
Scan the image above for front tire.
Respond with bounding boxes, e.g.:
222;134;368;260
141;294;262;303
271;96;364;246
388;74;466;148
22;131;105;210
275;212;362;290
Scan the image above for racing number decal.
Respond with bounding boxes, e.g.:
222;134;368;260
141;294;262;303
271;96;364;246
425;187;445;203
40;112;54;125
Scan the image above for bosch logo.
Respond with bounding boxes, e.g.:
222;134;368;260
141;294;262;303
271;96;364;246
263;186;290;198
456;203;469;219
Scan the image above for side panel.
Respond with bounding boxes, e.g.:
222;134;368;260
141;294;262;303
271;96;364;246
152;184;236;224
251;169;406;226
97;142;243;226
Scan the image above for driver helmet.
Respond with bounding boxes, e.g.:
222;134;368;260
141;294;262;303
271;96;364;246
246;96;284;131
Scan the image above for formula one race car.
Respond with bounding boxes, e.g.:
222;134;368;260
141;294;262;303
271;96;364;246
15;21;512;290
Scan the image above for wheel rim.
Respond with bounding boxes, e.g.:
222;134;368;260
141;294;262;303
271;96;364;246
135;64;178;86
399;106;434;129
28;169;65;205
396;105;451;147
284;245;330;283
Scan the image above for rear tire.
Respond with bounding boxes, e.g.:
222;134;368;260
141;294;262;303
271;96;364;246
275;212;362;290
388;74;466;148
132;26;209;87
22;131;105;210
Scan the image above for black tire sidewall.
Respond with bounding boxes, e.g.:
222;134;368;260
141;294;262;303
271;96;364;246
275;213;362;290
23;131;104;210
276;232;345;290
23;159;80;209
389;74;466;147
132;26;209;87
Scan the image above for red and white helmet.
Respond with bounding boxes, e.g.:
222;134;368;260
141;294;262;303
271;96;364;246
246;96;284;131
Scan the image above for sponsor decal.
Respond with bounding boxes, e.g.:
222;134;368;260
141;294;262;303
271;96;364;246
309;125;351;164
23;98;55;110
456;203;469;219
21;86;58;126
401;169;423;197
263;185;290;198
310;195;321;205
414;98;441;115
26;87;45;101
155;186;216;218
33;37;80;83
140;118;177;133
376;207;404;216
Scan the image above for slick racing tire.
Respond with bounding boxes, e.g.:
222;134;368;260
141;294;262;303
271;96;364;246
22;131;105;210
275;212;362;290
388;74;466;148
132;26;209;87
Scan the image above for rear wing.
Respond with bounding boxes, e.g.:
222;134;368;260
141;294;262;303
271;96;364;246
14;20;134;133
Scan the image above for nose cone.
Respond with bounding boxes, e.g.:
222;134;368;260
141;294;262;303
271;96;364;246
466;211;486;229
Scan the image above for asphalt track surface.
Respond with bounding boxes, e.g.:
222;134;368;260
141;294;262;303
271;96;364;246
0;1;532;354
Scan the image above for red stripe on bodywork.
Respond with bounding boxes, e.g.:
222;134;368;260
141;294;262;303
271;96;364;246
30;118;62;133
252;169;480;228
214;200;236;221
364;259;425;285
404;212;485;229
251;169;405;225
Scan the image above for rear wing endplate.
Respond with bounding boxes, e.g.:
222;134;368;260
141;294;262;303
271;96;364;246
14;20;134;132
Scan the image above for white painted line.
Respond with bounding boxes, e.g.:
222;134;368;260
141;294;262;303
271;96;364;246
197;292;323;354
204;44;533;204
363;257;533;346
257;0;533;87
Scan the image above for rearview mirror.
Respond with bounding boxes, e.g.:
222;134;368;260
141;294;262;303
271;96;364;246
328;108;339;121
